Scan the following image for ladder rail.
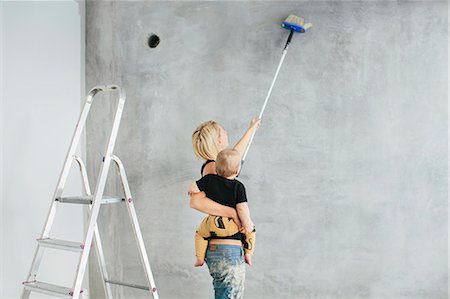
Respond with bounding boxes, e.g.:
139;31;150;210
71;86;126;299
22;85;159;299
74;155;91;195
44;86;115;237
112;155;159;299
21;86;115;298
75;155;114;299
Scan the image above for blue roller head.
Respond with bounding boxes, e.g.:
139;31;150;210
282;22;306;33
281;15;312;33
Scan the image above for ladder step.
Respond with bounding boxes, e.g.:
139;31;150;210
37;238;83;252
56;195;124;205
22;281;83;298
105;279;150;291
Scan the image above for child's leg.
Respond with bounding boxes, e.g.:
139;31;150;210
194;216;212;265
242;226;256;265
194;232;208;266
198;216;241;266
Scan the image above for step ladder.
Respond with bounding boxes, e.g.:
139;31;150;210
21;85;159;299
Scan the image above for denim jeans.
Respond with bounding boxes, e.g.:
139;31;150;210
205;244;246;299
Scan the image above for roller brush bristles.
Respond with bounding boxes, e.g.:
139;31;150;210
282;15;312;33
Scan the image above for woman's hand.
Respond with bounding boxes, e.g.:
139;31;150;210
249;117;261;131
234;117;261;157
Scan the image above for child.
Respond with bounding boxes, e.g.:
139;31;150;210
188;148;256;267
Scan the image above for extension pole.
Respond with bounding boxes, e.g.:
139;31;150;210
241;29;294;164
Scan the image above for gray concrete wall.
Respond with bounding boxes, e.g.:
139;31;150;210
85;1;448;298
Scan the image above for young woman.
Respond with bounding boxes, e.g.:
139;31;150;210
190;118;260;299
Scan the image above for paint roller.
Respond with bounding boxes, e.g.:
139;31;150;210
241;15;312;166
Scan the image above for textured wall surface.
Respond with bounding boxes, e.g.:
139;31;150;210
85;1;448;298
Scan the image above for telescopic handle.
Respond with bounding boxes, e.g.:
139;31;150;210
241;33;292;165
284;29;294;50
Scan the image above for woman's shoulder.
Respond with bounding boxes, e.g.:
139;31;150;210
201;160;217;176
202;159;215;166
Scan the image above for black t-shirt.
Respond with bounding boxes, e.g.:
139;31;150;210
196;174;247;208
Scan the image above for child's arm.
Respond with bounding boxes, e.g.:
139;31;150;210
233;117;261;158
236;202;254;233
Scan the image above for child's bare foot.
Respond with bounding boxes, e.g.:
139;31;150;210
194;258;204;267
245;254;252;266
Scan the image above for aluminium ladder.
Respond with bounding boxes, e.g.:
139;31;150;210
21;85;159;299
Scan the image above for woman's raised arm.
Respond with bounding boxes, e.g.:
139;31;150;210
233;117;261;158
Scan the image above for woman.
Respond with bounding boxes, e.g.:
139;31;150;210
190;117;261;299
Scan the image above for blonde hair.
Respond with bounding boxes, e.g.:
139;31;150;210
192;120;221;160
216;149;241;177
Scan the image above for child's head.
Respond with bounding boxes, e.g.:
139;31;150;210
215;149;241;178
192;120;229;161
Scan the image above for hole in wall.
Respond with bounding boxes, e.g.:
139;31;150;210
148;34;160;48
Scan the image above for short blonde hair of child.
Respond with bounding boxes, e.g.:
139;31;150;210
216;149;241;177
192;120;221;161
